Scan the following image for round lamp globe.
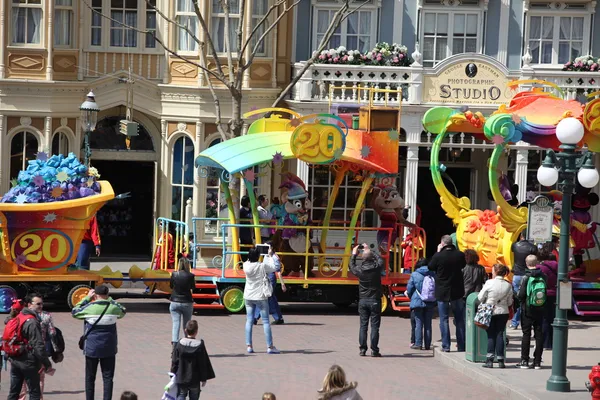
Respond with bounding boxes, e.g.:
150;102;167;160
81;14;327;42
578;168;600;189
538;165;559;187
556;117;584;145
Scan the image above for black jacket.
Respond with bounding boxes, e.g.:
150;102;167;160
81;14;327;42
170;270;195;303
511;240;538;276
517;268;546;317
463;263;488;299
350;253;384;300
428;245;466;302
171;338;216;385
11;309;51;371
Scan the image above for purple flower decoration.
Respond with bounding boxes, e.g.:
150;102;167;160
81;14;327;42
388;129;399;141
243;169;256;182
14;254;27;266
360;145;371;158
460;105;470;113
272;152;284;166
33;175;45;187
36;152;48;162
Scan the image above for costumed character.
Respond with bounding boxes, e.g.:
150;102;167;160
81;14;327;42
400;206;423;272
570;185;599;271
272;173;314;277
75;214;101;270
153;224;175;270
371;184;414;253
487;173;526;208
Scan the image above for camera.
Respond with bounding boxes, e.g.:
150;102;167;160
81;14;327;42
256;244;270;255
357;245;365;250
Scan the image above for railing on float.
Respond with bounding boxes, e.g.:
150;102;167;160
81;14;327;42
391;225;427;274
152;217;187;271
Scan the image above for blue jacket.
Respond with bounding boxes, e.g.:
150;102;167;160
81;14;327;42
406;266;437;309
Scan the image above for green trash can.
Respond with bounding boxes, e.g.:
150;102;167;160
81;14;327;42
352;115;359;129
465;292;506;362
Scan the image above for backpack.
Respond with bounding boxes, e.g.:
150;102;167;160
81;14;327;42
1;313;36;358
526;275;547;307
418;275;436;302
46;327;65;357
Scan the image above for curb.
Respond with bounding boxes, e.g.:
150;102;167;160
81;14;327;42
433;347;540;400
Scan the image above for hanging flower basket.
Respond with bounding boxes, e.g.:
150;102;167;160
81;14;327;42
563;55;599;72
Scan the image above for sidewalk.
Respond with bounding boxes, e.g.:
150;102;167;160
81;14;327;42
434;320;599;400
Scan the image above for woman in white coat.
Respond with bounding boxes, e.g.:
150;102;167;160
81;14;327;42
478;263;513;368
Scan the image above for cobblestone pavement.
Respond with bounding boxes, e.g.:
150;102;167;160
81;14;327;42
0;300;498;400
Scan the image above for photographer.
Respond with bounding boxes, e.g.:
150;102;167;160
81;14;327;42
350;243;385;357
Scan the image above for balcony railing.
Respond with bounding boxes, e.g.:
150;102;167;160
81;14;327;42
82;51;164;81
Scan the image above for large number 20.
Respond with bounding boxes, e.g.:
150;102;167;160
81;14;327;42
19;234;67;263
293;124;344;161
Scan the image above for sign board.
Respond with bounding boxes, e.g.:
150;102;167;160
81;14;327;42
527;196;554;244
423;60;515;105
559;281;573;310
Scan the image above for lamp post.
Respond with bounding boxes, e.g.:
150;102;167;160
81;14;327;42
537;117;600;392
80;91;100;167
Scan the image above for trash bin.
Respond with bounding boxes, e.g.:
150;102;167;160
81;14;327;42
465;292;506;362
352;115;359;130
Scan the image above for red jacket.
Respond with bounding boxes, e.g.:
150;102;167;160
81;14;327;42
83;216;101;247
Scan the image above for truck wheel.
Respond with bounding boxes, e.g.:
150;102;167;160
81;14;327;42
381;294;390;313
220;286;245;313
0;285;18;313
68;284;92;308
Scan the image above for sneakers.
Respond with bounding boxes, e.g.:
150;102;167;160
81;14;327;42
410;344;422;350
272;319;285;325
497;359;506;369
267;347;280;354
533;362;542;370
247;346;254;354
359;350;367;357
371;351;382;357
517;360;532;369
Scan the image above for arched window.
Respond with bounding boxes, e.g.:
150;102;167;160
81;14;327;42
171;135;194;221
52;131;70;156
205;138;223;236
10;131;38;181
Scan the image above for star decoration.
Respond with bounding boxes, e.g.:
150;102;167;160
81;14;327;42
14;253;27;266
15;194;28;204
36;152;48;162
511;114;522;124
333;148;344;160
491;135;505;145
10;179;18;188
51;187;63;198
459;105;470;113
272;152;284;166
388;129;399;141
87;177;95;187
290;119;301;127
33;175;45;187
247;106;259;120
43;212;57;223
360;145;371;158
56;171;69;183
243;169;256;182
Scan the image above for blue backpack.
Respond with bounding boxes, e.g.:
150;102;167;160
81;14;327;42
418;275;436;302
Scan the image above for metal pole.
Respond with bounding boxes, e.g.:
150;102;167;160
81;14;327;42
83;128;91;167
547;144;576;392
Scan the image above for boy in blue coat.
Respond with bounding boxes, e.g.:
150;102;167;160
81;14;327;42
406;258;437;350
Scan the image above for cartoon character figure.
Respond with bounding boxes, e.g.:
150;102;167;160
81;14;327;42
400;206;423;272
272;173;314;277
570;185;599;268
487;173;524;207
371;184;415;252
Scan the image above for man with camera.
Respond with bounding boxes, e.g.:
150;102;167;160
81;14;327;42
350;243;385;357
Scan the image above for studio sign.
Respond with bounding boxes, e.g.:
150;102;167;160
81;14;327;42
423;60;512;105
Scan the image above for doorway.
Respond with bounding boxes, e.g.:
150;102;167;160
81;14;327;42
417;167;471;258
93;160;155;258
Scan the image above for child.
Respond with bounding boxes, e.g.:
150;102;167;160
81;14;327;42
317;365;362;400
121;391;138;400
171;320;216;399
262;393;276;400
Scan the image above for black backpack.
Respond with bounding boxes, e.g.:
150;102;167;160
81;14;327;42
46;327;65;362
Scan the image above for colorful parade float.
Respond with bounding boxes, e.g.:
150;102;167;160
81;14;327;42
0;153;115;311
423;81;600;316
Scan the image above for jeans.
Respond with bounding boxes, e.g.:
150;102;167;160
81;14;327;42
170;301;194;343
245;299;273;347
254;293;283;321
76;239;95;270
543;296;556;349
358;298;381;352
413;306;434;349
85;356;116;400
19;370;45;400
510;275;524;327
521;311;544;364
177;383;201;400
437;299;466;351
8;365;41;400
486;314;509;360
410;309;416;344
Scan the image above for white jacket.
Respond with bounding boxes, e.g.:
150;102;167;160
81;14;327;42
477;276;513;315
243;254;280;301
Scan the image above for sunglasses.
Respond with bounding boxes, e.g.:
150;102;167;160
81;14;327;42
33;302;43;306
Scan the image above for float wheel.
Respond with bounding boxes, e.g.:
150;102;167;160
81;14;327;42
220;286;245;313
381;294;389;313
0;285;18;313
68;284;92;308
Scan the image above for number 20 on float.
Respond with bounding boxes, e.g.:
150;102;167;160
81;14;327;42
10;229;74;271
290;122;346;164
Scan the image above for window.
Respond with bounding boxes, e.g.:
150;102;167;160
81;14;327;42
146;0;156;48
10;132;38;181
91;0;102;46
176;0;198;52
205;139;224;236
527;15;588;65
313;6;377;52
110;0;138;48
212;0;240;53
54;0;73;47
422;11;479;67
172;136;195;222
251;0;270;56
12;0;43;45
52;132;70;156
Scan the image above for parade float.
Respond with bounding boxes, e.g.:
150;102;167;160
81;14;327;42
0;153;114;311
423;82;600;316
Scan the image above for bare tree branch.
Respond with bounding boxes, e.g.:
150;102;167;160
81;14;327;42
192;0;226;79
222;1;235;85
244;0;301;71
235;0;247;88
199;44;229;141
145;0;201;48
239;0;287;57
81;0;227;85
342;0;373;22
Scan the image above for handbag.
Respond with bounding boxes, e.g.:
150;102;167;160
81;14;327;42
261;264;273;298
474;303;494;329
78;303;110;350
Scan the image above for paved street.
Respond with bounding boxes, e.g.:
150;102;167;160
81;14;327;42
0;299;497;400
